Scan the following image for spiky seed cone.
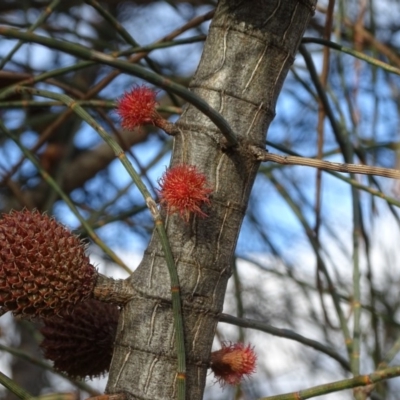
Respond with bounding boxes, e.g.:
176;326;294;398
0;210;97;318
40;299;119;378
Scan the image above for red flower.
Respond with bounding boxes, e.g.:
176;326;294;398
116;85;158;130
158;164;213;222
210;343;257;386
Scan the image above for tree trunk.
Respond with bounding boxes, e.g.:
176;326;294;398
106;1;316;399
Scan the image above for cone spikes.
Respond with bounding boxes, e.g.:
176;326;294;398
0;210;97;318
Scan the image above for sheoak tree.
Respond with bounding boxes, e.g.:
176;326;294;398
2;1;400;400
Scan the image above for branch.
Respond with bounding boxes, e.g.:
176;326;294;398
219;314;349;371
0;25;237;147
259;366;400;400
0;344;100;396
264;140;400;208
93;274;135;305
0;119;132;273
250;146;400;179
0;371;33;400
302;37;400;76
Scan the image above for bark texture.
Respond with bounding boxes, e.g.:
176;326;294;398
106;1;316;399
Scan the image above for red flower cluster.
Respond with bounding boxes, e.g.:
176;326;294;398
116;85;158;130
158;164;213;222
210;343;257;386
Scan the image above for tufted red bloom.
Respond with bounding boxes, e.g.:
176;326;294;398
210;343;257;386
116;85;158;130
158;164;213;222
0;210;97;318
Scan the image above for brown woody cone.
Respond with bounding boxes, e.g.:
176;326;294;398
0;210;97;318
40;299;119;378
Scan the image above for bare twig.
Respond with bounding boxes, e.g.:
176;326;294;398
219;314;349;371
259;366;400;400
250;146;400;180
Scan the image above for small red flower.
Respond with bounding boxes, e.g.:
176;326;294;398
210;343;257;386
158;164;213;222
116;85;158;130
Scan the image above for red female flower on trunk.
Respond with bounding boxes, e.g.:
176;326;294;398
158;164;213;222
116;85;158;130
210;343;257;386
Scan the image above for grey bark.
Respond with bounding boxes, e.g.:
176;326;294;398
106;1;316;399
